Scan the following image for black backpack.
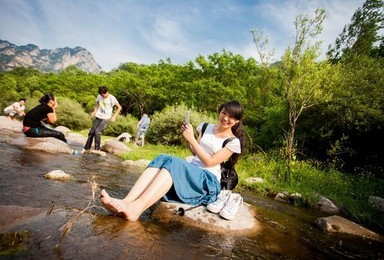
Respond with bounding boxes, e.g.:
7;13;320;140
201;123;239;190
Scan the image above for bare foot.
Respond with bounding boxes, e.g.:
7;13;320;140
99;189;140;221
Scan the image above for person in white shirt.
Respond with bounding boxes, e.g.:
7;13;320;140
3;98;26;119
83;86;121;152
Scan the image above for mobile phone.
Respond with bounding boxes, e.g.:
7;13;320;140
184;111;190;124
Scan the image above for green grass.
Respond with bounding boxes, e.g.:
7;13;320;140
121;143;192;161
236;153;384;232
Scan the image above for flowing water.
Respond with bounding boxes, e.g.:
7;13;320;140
0;141;383;259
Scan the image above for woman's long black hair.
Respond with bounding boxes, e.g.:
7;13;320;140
39;93;55;104
218;100;245;168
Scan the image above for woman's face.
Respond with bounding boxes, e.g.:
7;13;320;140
218;108;239;128
49;98;57;107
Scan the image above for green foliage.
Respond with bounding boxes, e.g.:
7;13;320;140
327;0;384;61
103;114;137;137
321;54;384;177
256;104;287;149
55;96;91;130
147;103;216;145
0;74;19;109
23;96;40;112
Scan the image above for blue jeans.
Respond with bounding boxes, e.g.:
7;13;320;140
24;127;67;143
136;127;147;139
84;117;109;150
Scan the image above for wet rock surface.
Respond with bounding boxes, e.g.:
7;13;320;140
101;139;132;155
0;205;47;233
315;215;382;241
151;201;259;235
10;136;74;154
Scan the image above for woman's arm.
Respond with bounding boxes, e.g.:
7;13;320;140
186;130;201;156
46;98;58;124
47;112;57;124
182;123;233;167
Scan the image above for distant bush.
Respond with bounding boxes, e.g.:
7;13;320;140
147;104;216;145
56;97;91;130
103;114;137;137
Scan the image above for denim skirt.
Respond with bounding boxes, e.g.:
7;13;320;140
147;154;221;205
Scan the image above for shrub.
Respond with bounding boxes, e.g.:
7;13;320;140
56;97;91;130
103;114;137;137
147;104;216;145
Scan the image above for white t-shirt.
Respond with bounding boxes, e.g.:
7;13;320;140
191;123;241;181
95;94;119;120
4;102;25;114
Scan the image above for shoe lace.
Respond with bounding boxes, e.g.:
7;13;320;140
225;196;243;213
211;191;230;205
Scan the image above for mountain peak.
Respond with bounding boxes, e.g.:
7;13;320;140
0;39;102;73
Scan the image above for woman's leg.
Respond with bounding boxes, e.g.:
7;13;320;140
121;167;161;203
25;127;67;143
100;168;173;221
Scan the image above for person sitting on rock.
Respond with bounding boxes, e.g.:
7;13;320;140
22;93;67;143
100;100;245;221
3;98;26;120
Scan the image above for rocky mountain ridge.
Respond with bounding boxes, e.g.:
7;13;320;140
0;39;102;73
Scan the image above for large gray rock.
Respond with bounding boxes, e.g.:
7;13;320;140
55;125;71;135
151;201;259;236
315;215;382;241
0;205;46;233
368;196;384;212
0;128;24;142
66;132;87;146
45;170;73;181
0;115;23;133
101;139;131;155
10;136;73;154
316;196;340;214
121;159;151;169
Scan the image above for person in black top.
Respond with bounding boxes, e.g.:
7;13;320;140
23;93;67;143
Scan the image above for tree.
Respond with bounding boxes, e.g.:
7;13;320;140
193;51;250;110
280;8;335;171
325;54;384;177
327;0;384;61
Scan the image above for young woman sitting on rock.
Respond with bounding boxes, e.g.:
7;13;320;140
100;100;245;221
22;93;67;143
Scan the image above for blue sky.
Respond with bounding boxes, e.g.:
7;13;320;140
0;0;364;71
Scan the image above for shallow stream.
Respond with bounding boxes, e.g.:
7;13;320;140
0;141;383;259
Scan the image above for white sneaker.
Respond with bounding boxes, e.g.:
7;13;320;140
219;193;243;220
206;190;232;213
